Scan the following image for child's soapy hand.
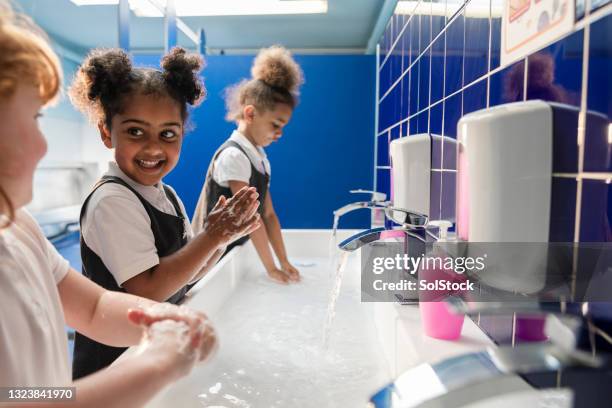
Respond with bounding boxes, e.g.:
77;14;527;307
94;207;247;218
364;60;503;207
128;303;214;350
204;186;261;247
128;303;218;379
134;319;217;380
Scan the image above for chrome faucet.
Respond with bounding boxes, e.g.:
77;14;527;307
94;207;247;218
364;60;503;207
337;206;430;252
332;189;389;218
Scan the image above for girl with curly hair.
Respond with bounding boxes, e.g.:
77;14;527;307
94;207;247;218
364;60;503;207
193;46;304;284
69;47;261;379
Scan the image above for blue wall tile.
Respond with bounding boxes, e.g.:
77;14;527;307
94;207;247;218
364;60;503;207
587;14;612;118
417;110;429;134
580;179;612;242
552;105;580;173
489;59;525;106
445;12;465;96
491;12;502;70
443;92;463;138
377;133;390;167
410;58;420;114
430;171;442;220
431;33;446;105
401;74;411;120
462;78;487;115
549;177;577;241
584;111;611;172
376;168;391;199
463;9;490;86
441;171;457;221
430;102;444;135
419;49;432;111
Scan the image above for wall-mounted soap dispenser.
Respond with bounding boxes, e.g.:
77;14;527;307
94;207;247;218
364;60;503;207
457;100;555;294
390;133;457;222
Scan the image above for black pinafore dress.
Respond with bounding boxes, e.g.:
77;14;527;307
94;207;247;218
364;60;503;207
72;176;189;380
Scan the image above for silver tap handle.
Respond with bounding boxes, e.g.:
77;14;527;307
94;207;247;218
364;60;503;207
349;189;387;202
384;206;428;229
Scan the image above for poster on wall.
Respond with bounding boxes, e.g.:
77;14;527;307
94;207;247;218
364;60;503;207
501;0;575;66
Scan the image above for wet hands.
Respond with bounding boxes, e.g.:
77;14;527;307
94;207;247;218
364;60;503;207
128;303;217;379
205;186;261;247
267;261;300;284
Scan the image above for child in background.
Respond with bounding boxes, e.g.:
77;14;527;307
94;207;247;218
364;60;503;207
69;48;261;379
0;1;216;406
192;46;302;284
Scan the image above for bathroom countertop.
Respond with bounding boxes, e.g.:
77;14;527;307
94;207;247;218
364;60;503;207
373;301;524;377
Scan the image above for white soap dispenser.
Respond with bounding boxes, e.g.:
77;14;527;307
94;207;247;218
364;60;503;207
456;100;554;294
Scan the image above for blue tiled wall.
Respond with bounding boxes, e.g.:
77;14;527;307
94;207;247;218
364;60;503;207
376;0;612;349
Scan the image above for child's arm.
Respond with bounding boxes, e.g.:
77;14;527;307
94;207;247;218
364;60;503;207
58;268;210;347
122;188;260;301
47;268;217;408
188;246;226;284
260;192;300;281
14;266;215;408
228;181;299;283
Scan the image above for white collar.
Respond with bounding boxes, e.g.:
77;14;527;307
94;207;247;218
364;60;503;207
229;130;267;160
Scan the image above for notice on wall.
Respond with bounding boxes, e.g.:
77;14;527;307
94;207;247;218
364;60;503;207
501;0;575;66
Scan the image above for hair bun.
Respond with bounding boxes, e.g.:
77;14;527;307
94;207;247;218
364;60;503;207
251;46;303;94
161;47;205;106
83;48;132;102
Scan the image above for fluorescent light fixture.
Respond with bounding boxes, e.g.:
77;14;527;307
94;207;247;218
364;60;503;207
395;0;501;18
70;0;328;16
70;0;119;4
175;0;328;16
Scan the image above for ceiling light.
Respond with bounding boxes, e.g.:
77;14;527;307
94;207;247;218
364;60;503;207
70;0;328;17
70;0;119;5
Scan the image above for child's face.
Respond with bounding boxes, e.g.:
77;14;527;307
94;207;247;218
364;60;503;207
101;93;183;186
0;84;47;209
244;103;293;147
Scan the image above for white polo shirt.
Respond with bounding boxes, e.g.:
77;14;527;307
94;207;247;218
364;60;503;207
212;130;271;187
0;209;71;387
80;162;193;287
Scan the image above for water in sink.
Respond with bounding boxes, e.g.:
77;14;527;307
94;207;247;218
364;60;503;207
146;257;390;408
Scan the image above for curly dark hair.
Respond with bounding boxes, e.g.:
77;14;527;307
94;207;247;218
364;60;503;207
225;45;304;121
69;47;205;128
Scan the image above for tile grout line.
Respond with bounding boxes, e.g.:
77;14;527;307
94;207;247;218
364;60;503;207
574;1;592;244
377;73;489;137
379;0;469;103
373;44;381;194
379;0;423;72
439;2;448;225
486;0;493;109
571;0;593;304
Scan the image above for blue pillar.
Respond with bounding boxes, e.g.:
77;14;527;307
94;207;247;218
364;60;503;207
118;0;130;51
199;29;206;55
164;0;177;52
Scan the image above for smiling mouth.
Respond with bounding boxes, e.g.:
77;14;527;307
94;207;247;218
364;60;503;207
135;158;165;171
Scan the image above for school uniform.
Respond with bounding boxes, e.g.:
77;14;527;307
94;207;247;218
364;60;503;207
193;130;270;252
72;162;193;380
0;209;71;387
